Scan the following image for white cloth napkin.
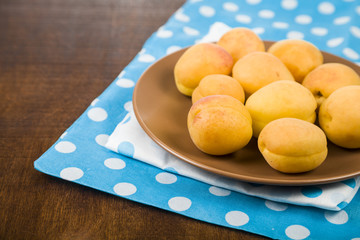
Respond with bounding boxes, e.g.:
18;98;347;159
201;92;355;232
105;104;360;211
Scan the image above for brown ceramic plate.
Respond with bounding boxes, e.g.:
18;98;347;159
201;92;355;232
133;41;360;186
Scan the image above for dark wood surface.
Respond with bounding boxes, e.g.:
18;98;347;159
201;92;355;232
0;0;269;239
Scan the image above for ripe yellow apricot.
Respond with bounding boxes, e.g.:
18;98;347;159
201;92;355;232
174;43;233;96
319;85;360;149
258;118;328;173
192;74;245;104
187;95;252;155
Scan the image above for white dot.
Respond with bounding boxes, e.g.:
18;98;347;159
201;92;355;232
330;192;345;206
124;101;133;112
175;9;190;22
287;31;304;39
265;200;288;211
139;48;146;55
209;186;231;196
350;26;360;38
138;54;155;63
199;6;215;17
156;27;173;38
327;37;344;47
285;225;310;240
223;2;239;12
90;98;99;106
168;197;192;211
114;182;137;196
246;0;261;5
87;107;108;122
55;141;76;153
116;78;135;88
258;9;275;19
295;15;312;24
318;2;335;15
183;26;200;36
252;27;265;35
60;131;67;139
156;172;177;184
235;14;252;24
325;210;349;224
225;211;249;226
281;0;298;10
60;167;84;181
343;48;359;60
95;134;109;147
311;27;328;36
166;46;182;55
118;71;125;78
104;158;126;170
334;16;351;25
272;22;289;29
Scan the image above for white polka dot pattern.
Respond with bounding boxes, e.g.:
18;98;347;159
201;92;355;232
104;158;126;170
236;14;252;24
116;78;135;88
209;186;231;196
60;167;84;181
183;26;200;36
325;210;349;224
199;6;215;17
258;9;275;19
138;54;155;63
168;197;192;211
95;134;109;147
114;182;137;196
156;27;173;38
175;8;190;22
295;15;312;24
156;172;177;184
273;22;289;29
87;107;108;122
223;2;239;12
318;2;335;15
285;225;310;240
265;200;288;211
311;27;328;36
55;141;76;153
225;211;249;226
281;0;298;10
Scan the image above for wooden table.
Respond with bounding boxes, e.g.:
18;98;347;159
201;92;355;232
0;0;269;239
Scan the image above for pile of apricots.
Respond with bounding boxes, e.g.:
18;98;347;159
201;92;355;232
174;27;360;174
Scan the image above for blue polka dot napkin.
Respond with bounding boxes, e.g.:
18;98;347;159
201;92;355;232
35;0;360;239
105;103;360;211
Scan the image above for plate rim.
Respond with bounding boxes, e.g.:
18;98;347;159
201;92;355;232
133;40;360;186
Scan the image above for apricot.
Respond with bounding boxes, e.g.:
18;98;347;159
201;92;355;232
267;39;323;83
245;80;317;137
302;63;360;107
217;27;265;63
319;85;360;149
232;52;294;97
191;74;245;104
174;43;233;96
258;118;328;173
187;95;252;155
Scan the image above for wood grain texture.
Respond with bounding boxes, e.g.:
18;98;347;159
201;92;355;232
0;0;269;239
